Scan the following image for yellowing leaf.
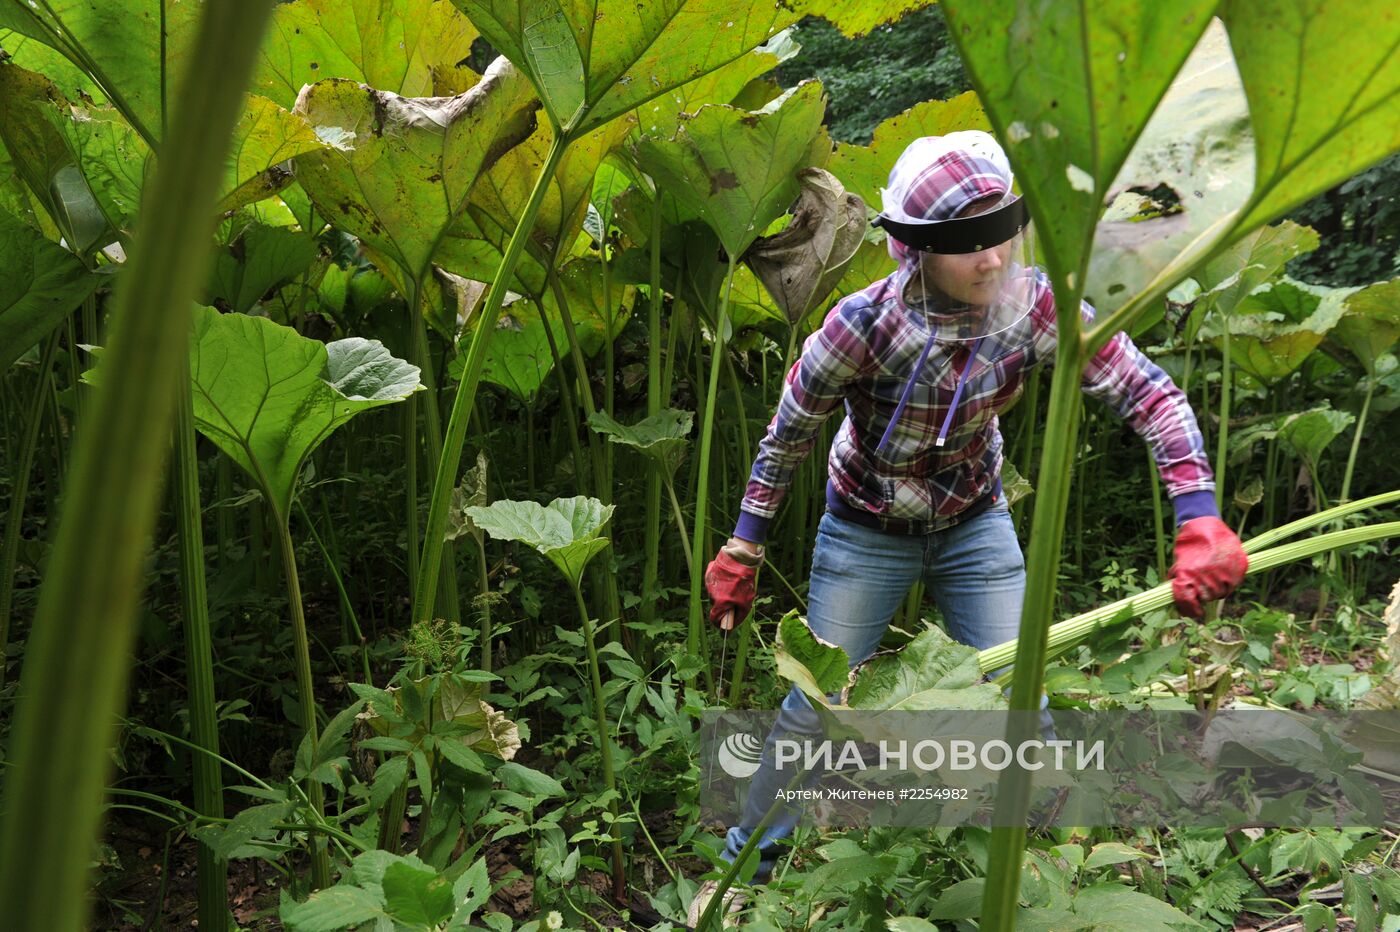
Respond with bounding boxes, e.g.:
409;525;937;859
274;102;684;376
254;0;480;110
634;81;831;258
293;57;539;289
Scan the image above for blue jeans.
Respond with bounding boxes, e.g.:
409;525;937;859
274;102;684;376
721;500;1051;880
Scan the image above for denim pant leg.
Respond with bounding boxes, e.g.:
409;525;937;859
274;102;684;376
924;498;1054;738
722;512;922;879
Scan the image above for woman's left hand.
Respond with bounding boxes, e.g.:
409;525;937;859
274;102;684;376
1169;517;1248;619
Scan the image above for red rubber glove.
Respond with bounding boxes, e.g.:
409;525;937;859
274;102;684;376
704;548;758;631
1169;516;1248;619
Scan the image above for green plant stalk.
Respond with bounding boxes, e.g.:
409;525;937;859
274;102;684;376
215;453;234;567
474;533;492;673
1339;379;1376;506
403;381;421;600
547;270;623;639
1243;488;1400;553
532;296;591;486
1147;446;1168;582
1215;316;1232;511
981;520;1400;676
172;369;229;932
297;500;372;686
271;517;332;889
687;255;739;672
721;351;755;705
0;332;59;689
664;478;695;575
413;132;570;623
639;195;665;652
982;303;1085;931
570;585;626;902
0;3;278;928
411;310;462;623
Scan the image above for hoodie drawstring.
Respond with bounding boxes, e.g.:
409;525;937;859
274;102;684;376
875;333;985;456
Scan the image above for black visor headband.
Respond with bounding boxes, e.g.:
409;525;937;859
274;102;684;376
872;196;1028;254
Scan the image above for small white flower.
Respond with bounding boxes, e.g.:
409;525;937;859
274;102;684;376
546;911;564;930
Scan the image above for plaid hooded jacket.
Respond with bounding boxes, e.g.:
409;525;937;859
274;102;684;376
732;133;1217;544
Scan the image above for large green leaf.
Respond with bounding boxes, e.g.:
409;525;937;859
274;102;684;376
1334;278;1400;377
0;62;129;251
208;222;321;314
633;81;831;259
587;408;693;482
1220;0;1400;235
827;91;988;212
448;256;630;402
453;0;810;135
1207;278;1352;383
1085;20;1256;315
741;168;866;328
293;57;539;291
439;116;633;295
110;306;424;521
0;0;201;145
0;211;101;373
0;25;106;106
846;625;1006;712
1275;406;1355;473
774;612;851;700
631;28;800;143
218;96;325;216
253;0;480;110
1194;220;1320;317
458;303;558;405
940;0;1217;289
463;496;613;589
360;674;521;763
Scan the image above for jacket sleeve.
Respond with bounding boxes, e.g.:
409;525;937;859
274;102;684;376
732;297;875;544
1076;303;1218;524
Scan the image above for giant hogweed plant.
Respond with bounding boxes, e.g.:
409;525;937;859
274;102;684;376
931;3;1400;928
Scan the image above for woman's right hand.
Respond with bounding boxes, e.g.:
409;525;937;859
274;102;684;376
704;538;763;630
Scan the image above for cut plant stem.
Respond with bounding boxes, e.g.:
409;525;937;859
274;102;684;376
570;586;626;902
980;519;1400;678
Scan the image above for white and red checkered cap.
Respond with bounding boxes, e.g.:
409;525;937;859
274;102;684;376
880;131;1014;263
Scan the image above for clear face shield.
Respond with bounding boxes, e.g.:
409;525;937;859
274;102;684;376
874;190;1037;342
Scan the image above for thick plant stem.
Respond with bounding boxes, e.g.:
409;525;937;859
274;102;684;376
413;133;570;624
980;519;1400;675
272;518;331;889
687;256;738;671
1148;445;1168;582
532;297;590;486
1339;380;1375;506
571;586;626;903
0;332;59;689
639;195;665;647
548;270;623;639
410;311;462;623
173;370;229;932
0;3;278;928
474;535;492;673
981;320;1085;932
1214;317;1232;511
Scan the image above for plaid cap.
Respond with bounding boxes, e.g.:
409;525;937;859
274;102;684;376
881;131;1014;266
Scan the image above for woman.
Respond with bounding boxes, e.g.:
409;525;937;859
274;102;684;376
695;131;1248;903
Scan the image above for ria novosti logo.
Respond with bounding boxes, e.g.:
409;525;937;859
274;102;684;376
717;732;764;778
